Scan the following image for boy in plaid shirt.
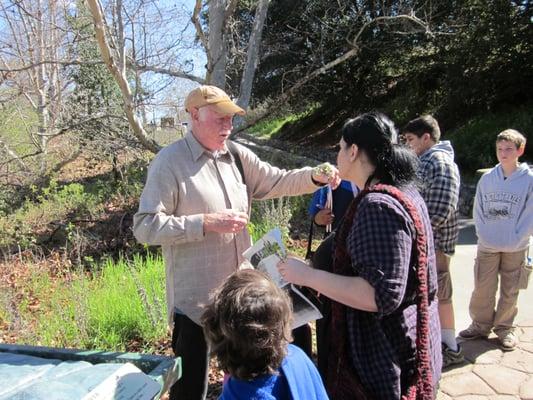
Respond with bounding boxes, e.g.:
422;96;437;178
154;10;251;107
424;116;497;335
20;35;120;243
403;115;462;368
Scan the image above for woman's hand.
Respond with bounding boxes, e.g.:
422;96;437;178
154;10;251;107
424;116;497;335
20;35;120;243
314;208;334;226
280;255;378;312
277;256;312;287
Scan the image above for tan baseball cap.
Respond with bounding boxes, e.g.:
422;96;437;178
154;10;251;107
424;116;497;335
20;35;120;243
184;85;245;116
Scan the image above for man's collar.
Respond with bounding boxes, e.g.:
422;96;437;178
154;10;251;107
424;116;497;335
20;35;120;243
184;130;231;162
184;131;205;161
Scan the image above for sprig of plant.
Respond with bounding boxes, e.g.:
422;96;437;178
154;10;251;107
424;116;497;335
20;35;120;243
314;162;335;178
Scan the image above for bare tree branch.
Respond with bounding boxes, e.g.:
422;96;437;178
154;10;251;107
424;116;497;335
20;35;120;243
116;0;126;74
351;14;431;47
0;59;104;72
192;0;208;54
0;148;42;168
133;62;205;84
224;0;239;23
86;0;161;154
0;137;28;170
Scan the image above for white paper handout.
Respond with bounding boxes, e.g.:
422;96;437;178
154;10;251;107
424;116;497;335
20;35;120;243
325;185;333;233
242;228;323;329
81;363;161;400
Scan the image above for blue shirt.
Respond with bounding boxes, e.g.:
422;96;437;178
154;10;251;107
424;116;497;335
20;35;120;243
308;180;358;231
220;344;329;400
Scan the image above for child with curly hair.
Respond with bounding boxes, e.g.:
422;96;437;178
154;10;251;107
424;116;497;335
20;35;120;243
201;269;328;400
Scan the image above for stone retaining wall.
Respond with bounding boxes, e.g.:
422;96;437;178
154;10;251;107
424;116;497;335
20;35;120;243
459;182;477;218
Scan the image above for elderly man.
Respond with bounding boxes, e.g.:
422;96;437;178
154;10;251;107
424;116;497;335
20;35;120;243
133;85;339;400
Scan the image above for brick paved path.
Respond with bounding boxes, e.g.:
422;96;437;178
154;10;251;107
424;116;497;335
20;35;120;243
438;323;533;399
438;219;533;400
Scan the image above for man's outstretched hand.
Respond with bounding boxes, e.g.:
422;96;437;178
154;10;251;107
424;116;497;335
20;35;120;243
312;162;341;189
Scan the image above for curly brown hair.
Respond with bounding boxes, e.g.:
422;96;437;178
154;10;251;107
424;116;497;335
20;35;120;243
201;269;293;380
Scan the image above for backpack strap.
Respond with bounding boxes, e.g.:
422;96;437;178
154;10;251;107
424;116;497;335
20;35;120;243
305;221;315;260
226;140;245;185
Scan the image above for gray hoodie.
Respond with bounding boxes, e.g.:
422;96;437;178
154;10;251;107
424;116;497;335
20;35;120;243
474;162;533;252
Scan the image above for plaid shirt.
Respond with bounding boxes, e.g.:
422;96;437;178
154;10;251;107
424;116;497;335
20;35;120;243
345;187;442;399
418;143;460;254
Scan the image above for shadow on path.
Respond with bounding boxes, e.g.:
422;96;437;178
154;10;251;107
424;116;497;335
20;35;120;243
457;219;478;246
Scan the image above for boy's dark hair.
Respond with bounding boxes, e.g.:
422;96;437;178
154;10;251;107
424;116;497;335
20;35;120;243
402;115;441;142
496;129;526;150
201;269;293;380
342;112;419;187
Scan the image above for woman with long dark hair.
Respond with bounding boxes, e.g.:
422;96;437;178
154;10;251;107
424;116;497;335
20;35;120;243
278;112;442;399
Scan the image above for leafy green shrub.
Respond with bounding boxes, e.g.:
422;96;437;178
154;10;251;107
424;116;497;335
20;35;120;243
249;197;293;242
0;180;104;251
3;164;146;250
288;193;313;230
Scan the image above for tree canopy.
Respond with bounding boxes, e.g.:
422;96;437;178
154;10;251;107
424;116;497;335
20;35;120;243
228;0;532;139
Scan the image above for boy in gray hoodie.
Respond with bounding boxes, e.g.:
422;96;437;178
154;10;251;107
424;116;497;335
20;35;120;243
460;129;533;351
403;115;462;368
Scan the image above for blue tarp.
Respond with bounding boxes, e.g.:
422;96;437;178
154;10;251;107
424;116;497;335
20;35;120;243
0;352;125;399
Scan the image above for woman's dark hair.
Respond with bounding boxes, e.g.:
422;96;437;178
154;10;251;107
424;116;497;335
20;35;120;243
201;269;293;380
342;112;419;187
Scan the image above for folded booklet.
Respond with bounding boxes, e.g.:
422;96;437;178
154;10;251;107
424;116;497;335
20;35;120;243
242;228;322;329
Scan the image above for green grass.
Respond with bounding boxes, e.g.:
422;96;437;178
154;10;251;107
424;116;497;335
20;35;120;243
246;104;319;139
86;254;166;350
1;254;167;352
33;274;90;348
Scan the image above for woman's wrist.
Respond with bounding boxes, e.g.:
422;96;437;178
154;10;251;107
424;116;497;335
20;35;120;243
301;265;317;289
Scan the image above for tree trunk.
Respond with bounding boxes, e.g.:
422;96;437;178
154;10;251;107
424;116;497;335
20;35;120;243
36;0;49;173
207;0;226;87
234;0;270;128
237;0;270;109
